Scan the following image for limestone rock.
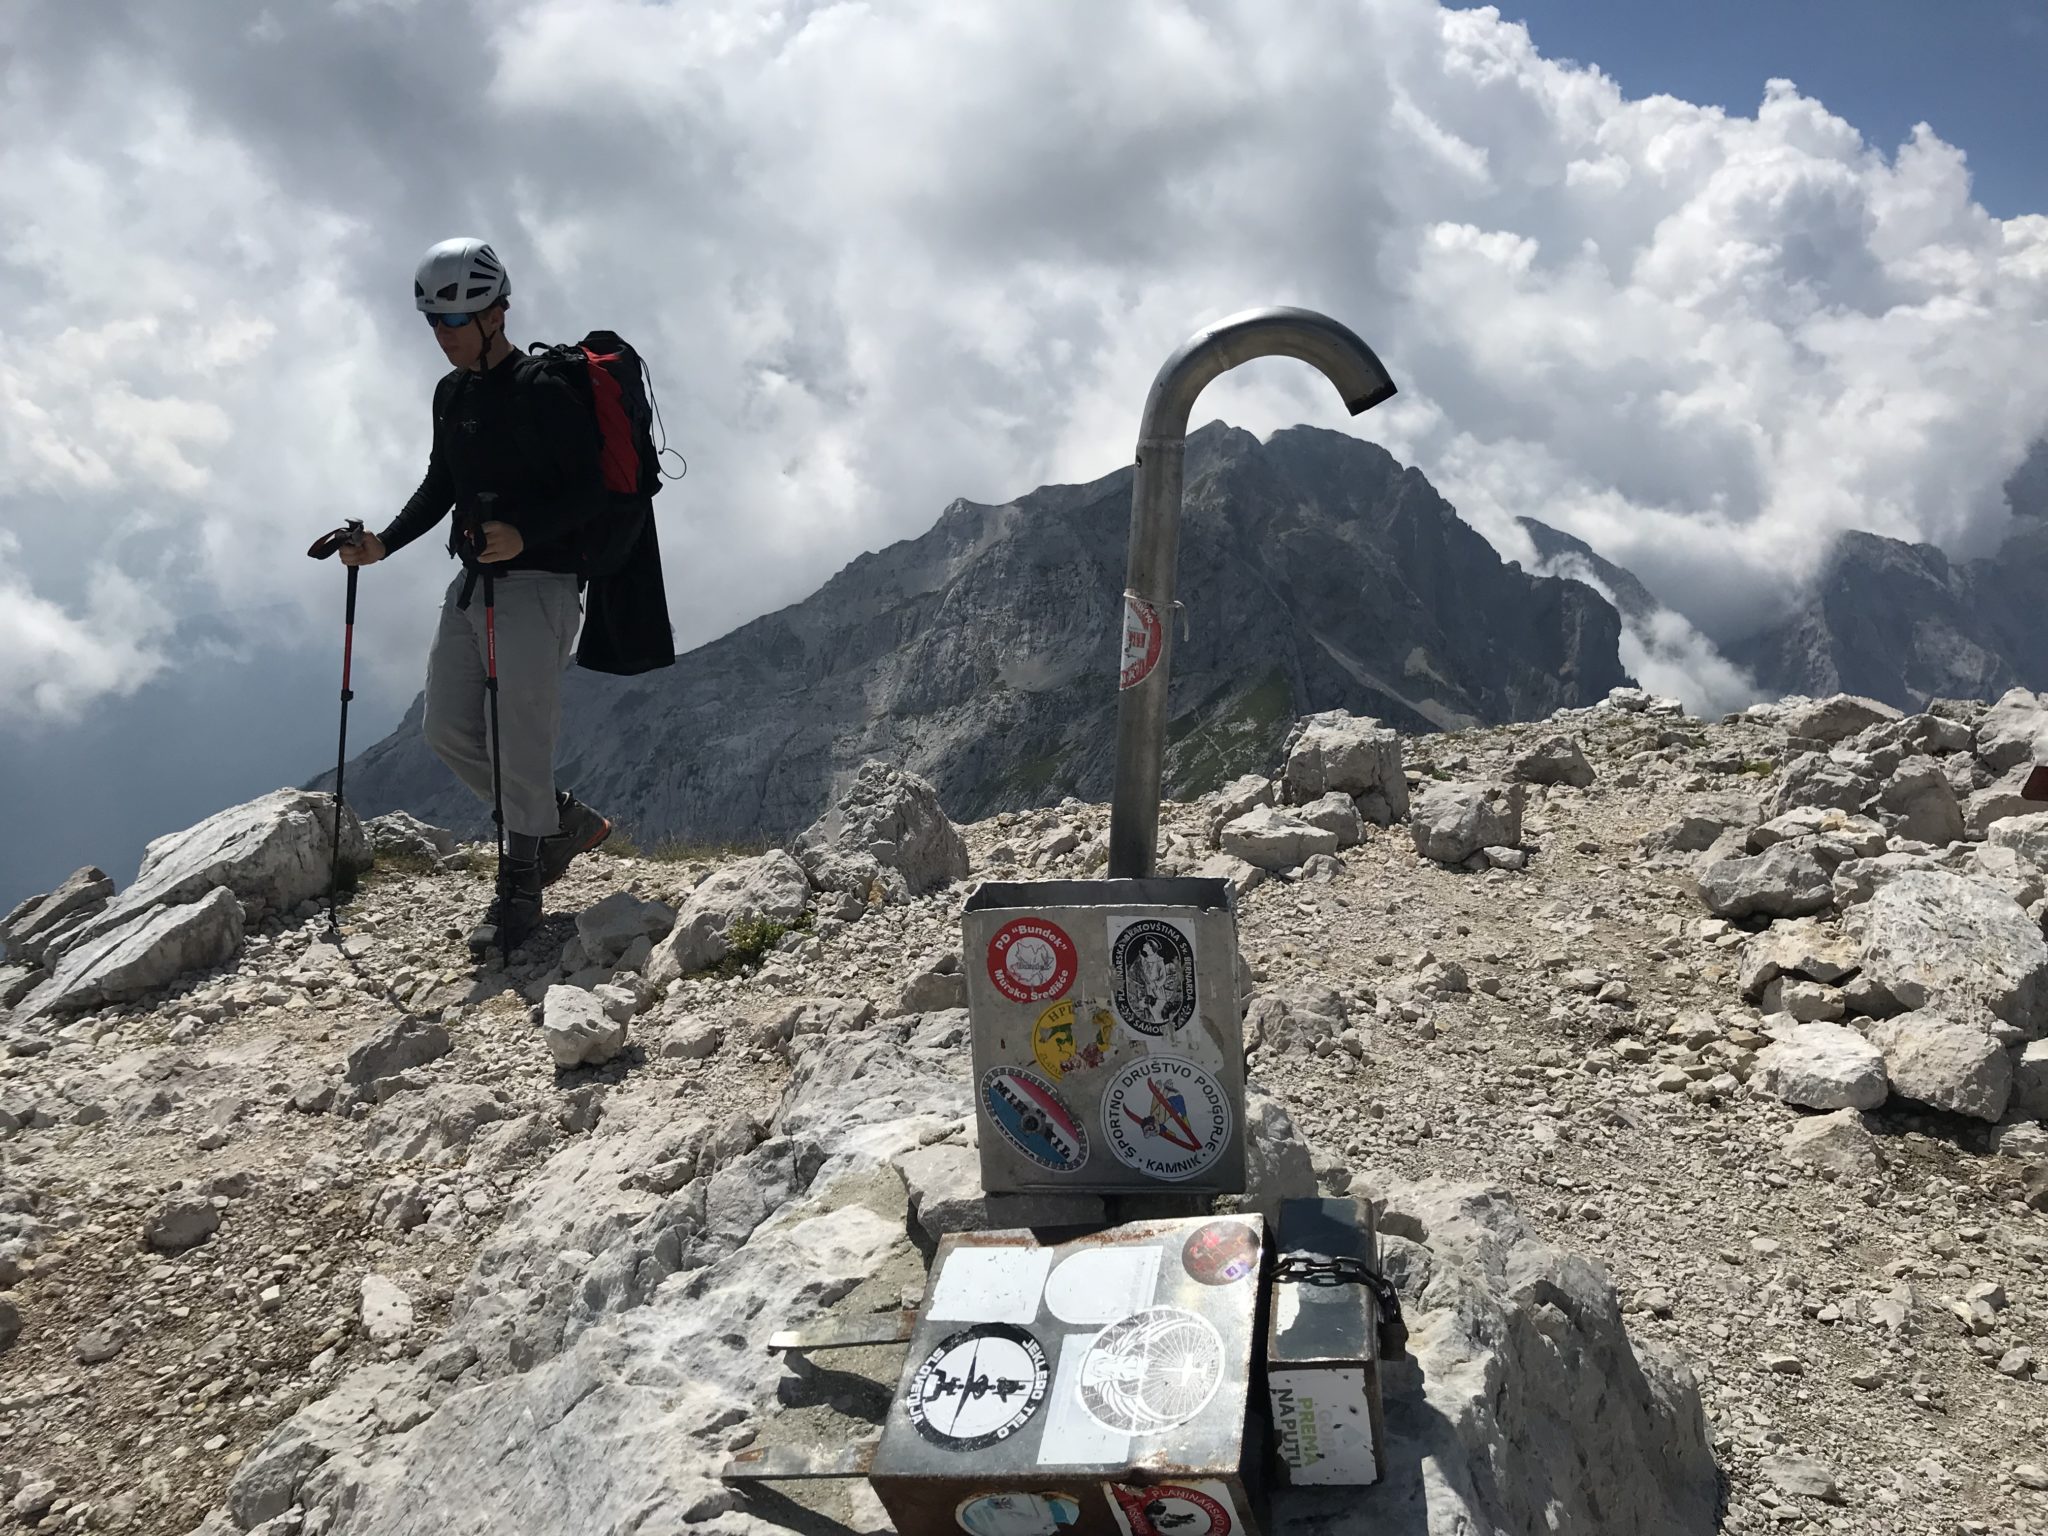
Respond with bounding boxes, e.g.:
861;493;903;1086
1988;812;2048;877
18;887;244;1021
1696;843;1835;921
1367;1182;1717;1533
1975;688;2048;774
795;760;968;901
1639;795;1762;859
1852;869;2048;1035
1748;806;1886;857
1737;917;1860;1002
63;788;368;959
644;850;810;983
1965;765;2045;836
1244;982;1351;1055
1874;755;1966;846
1769;753;1883;818
0;866;114;967
359;1275;414;1344
1512;734;1595;787
143;1195;220;1252
1295;792;1366;849
2008;1041;2048;1122
1869;1009;2015;1122
1203;774;1276;848
363;1084;509;1163
573;891;677;969
1781;694;1902;744
1280;711;1409;825
1781;1108;1884;1180
1753;1022;1887;1111
540;986;630;1069
1240;1084;1318;1227
342;1017;452;1100
1410;781;1525;867
1760;977;1846;1023
364;811;456;860
1220;805;1340;872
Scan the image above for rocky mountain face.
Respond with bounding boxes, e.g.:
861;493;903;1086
1725;445;2048;710
1516;515;1662;626
8;687;2048;1532
330;423;1631;845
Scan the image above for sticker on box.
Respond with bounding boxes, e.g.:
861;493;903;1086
1269;1367;1379;1484
956;1491;1083;1536
928;1246;1053;1325
1035;1331;1129;1466
907;1324;1050;1450
1032;998;1117;1081
1078;1305;1224;1434
1105;1482;1237;1536
1180;1220;1259;1285
1101;1056;1231;1182
1119;593;1163;690
1044;1245;1162;1325
988;917;1079;1004
1107;916;1196;1036
982;1066;1090;1173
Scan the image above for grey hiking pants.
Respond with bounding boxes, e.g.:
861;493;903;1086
422;569;581;839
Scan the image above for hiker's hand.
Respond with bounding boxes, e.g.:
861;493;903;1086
476;521;524;563
339;531;386;567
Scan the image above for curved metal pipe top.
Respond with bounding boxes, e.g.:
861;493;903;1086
1137;306;1397;446
1108;305;1397;879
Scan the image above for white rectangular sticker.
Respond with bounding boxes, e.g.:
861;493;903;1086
1106;914;1199;1039
1043;1245;1162;1325
1034;1330;1129;1466
927;1247;1052;1325
1268;1367;1379;1485
1104;1479;1242;1536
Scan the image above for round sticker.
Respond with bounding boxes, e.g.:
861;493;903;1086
1110;919;1195;1036
1101;1056;1231;1182
1108;1484;1234;1536
987;917;1079;1004
1079;1307;1225;1434
957;1492;1082;1536
1119;593;1163;690
1181;1221;1259;1285
1032;998;1117;1081
981;1066;1090;1173
907;1324;1050;1450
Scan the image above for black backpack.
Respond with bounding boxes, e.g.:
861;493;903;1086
526;330;685;673
525;331;684;574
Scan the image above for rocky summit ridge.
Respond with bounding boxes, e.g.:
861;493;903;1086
329;422;1632;849
6;686;2048;1533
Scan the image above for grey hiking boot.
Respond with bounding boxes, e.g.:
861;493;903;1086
468;834;545;959
539;791;612;887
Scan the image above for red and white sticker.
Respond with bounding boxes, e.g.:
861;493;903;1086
1119;594;1163;690
1105;1482;1235;1536
987;917;1079;1003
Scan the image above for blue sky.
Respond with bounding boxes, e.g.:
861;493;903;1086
4;0;2047;918
1453;0;2048;217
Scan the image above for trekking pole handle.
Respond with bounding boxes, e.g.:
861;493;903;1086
307;519;366;561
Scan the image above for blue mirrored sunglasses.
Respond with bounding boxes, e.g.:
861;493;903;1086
423;310;477;330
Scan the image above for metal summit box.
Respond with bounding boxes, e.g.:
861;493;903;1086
1264;1198;1388;1487
961;878;1245;1197
869;1215;1269;1536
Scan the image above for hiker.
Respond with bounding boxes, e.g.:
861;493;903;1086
337;237;616;955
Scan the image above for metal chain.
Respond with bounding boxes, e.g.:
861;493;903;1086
1272;1251;1409;1357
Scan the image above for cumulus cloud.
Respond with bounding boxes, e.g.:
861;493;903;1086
0;533;173;724
2;0;2046;742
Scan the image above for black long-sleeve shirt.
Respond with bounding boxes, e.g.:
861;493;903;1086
378;350;606;573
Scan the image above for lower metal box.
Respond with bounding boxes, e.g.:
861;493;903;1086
870;1216;1269;1536
1265;1198;1386;1487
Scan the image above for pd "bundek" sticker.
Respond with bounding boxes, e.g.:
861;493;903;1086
1119;593;1163;689
987;917;1078;1004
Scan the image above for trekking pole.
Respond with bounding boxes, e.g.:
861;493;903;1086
472;494;508;870
306;518;367;930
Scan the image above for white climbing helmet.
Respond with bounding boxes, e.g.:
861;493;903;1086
413;237;510;314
